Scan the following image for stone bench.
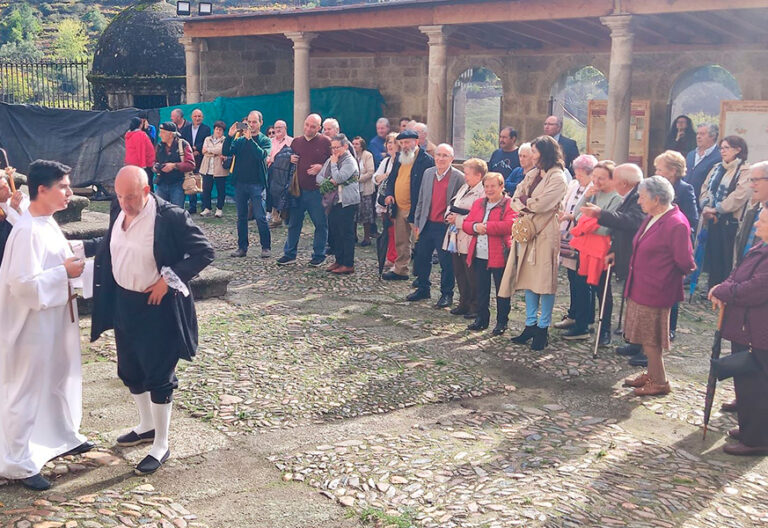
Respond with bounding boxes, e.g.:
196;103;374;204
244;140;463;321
77;266;234;315
61;210;111;240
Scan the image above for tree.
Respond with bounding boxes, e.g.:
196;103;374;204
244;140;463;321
0;3;42;45
468;125;498;161
52;19;89;61
82;8;108;34
0;40;44;62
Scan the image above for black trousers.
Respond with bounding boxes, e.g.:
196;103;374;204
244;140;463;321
202;174;227;211
414;221;454;296
328;203;358;267
705;219;737;289
114;286;179;404
472;257;510;325
734;347;768;447
567;268;593;326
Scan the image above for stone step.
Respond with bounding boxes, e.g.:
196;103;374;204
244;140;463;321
77;266;234;315
61;210;110;240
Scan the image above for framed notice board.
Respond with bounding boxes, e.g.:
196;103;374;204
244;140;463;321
720;100;768;164
587;99;651;175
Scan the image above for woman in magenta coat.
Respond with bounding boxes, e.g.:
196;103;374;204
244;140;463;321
463;172;517;335
622;176;695;396
125;117;156;187
709;207;768;456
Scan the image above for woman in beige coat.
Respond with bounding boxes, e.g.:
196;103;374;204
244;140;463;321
442;158;487;317
501;135;568;350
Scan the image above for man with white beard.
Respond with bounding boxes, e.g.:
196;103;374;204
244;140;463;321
383;129;435;280
0;160;94;491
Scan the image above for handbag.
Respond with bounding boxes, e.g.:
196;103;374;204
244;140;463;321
511;215;536;244
222;156;234;171
710;350;758;381
177;139;201;195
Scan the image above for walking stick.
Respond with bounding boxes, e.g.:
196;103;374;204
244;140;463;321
593;263;613;359
702;305;726;441
614;284;625;335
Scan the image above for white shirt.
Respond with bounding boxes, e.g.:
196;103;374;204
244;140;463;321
110;195;160;292
191;125;199;146
434;167;450;182
694;144;716;167
475;200;501;260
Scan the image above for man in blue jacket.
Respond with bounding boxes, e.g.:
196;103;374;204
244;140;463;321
223;111;272;258
684;123;721;206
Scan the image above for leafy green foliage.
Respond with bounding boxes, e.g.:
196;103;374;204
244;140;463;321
52;18;89;61
468;125;498;161
0;3;42;45
0;40;43;61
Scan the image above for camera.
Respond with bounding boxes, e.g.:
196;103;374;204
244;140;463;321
236;122;248;132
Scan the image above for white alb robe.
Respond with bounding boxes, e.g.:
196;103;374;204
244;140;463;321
0;211;86;479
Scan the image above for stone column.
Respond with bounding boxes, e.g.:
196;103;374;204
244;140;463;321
285;32;318;136
601;15;634;164
419;25;450;145
180;36;201;104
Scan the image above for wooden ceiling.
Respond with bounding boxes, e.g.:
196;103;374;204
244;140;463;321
223;8;768;55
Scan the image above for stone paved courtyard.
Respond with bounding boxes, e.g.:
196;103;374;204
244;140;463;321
1;203;767;528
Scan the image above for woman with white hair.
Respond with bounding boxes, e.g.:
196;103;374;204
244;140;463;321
622;176;695;396
504;142;534;196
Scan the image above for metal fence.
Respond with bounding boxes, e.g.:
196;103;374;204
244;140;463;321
0;59;93;110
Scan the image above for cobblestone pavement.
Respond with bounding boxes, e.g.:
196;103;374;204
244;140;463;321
1;206;764;527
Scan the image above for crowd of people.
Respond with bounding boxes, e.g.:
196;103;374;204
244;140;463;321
1;109;767;493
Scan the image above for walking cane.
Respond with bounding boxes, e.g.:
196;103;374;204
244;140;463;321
614;287;625;335
593;263;613;359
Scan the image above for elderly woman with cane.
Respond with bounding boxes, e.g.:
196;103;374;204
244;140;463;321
708;207;768;456
622;176;695;396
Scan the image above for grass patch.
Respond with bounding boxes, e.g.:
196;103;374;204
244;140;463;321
672;476;695;485
357;507;415;528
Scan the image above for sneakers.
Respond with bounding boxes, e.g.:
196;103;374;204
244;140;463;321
230;249;247;258
554;316;575;330
276;256;297;265
261;248;271;259
200;208;212;217
308;257;326;267
214;209;223;218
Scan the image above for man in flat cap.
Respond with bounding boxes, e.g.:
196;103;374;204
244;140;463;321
154;122;195;209
382;129;434;280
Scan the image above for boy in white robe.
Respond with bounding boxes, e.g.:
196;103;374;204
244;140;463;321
0;160;93;491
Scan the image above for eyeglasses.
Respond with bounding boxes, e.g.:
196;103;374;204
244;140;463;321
331;145;346;150
749;177;768;183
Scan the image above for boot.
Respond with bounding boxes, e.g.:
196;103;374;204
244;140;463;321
510;324;538;344
531;326;549;351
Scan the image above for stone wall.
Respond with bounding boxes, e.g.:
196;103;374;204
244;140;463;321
199;41;768;165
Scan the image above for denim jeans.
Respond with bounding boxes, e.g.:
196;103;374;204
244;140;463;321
155;181;185;208
235;182;270;252
283;189;328;261
525;290;555;328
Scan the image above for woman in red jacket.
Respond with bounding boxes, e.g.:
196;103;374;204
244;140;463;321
709;207;768;456
125;117;156;188
463;172;517;335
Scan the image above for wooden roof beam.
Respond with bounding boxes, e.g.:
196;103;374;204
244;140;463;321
537;20;604;48
623;0;768;15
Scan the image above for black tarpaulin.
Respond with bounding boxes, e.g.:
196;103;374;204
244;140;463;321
0;103;159;189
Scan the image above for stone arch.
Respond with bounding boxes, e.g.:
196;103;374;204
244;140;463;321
668;64;741;127
450;65;503;160
549;64;608;153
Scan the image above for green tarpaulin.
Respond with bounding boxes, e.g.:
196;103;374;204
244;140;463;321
158;86;385;140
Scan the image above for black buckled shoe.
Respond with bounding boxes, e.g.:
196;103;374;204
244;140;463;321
450;306;469;316
406;289;430;302
20;473;51;491
616;343;642;356
117;429;155;447
135;450;170;475
491;323;507;336
628;353;648;367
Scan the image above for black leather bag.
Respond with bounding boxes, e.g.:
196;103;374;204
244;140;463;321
449;204;471;216
710;350;758;381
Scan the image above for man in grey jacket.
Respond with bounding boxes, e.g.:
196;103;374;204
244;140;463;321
409;143;464;307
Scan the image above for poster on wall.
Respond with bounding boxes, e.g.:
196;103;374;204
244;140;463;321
720;100;768;164
586;100;651;176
